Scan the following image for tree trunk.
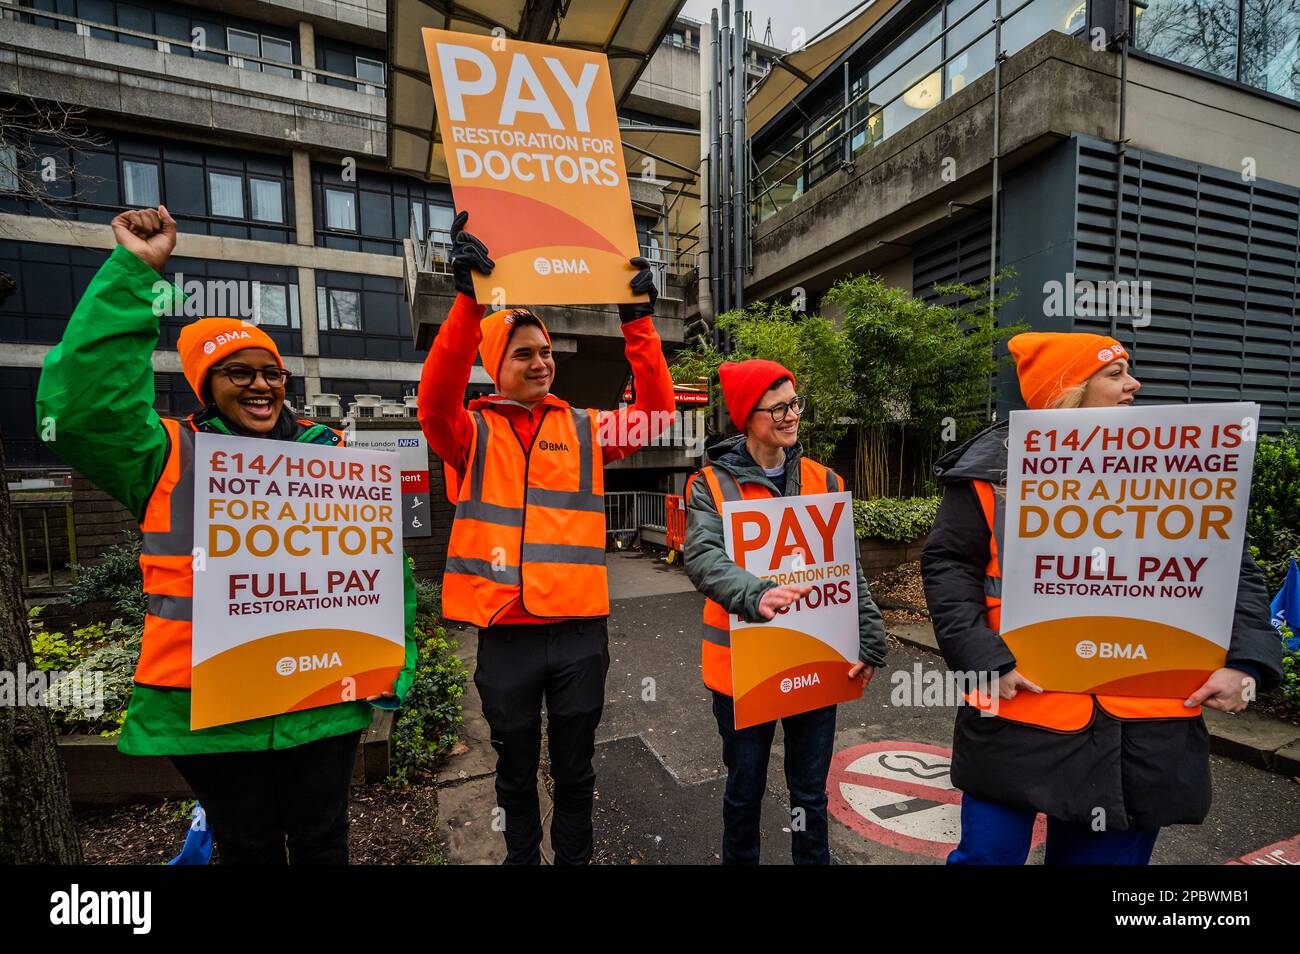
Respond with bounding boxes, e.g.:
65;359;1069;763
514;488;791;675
0;439;83;863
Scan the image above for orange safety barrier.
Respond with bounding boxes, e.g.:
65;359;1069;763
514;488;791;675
666;494;686;553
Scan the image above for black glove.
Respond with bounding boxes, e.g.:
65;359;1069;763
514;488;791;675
617;256;657;324
449;210;494;300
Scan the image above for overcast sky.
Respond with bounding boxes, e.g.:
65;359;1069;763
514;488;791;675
680;0;870;52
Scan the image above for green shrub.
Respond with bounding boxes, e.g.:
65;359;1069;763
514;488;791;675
68;535;146;625
853;496;940;543
1280;624;1299;719
41;617;142;737
389;623;467;784
413;572;442;625
1247;431;1300;595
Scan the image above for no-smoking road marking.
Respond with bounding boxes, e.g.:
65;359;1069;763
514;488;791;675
828;740;1045;859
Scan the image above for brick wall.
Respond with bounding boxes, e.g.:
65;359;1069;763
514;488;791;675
71;474;140;563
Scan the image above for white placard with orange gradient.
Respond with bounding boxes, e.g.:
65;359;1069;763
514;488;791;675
722;491;862;729
1000;402;1260;697
190;433;406;730
422;29;642;305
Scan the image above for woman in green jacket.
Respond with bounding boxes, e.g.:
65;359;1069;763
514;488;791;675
36;206;416;864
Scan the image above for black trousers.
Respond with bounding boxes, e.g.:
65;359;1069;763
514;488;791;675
474;618;610;865
169;729;362;865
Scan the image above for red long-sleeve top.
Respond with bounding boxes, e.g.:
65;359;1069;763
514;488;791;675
418;292;675;624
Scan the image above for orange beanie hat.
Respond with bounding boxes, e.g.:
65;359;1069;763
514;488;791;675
718;359;796;431
176;318;283;401
1008;332;1129;409
479;308;550;389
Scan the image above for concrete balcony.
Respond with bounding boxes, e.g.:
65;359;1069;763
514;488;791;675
219;0;386;42
403;239;687;411
746;30;1300;301
0;16;386;156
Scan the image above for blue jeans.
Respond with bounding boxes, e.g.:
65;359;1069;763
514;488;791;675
947;793;1159;865
711;692;837;865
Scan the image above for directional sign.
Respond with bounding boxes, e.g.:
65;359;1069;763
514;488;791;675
827;740;1045;859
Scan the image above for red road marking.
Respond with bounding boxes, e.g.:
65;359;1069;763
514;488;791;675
828;740;1046;860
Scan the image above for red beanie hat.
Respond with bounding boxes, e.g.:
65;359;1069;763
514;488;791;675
1008;332;1129;409
176;318;283;401
719;359;796;431
479;308;551;389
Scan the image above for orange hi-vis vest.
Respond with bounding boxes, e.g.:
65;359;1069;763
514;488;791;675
970;479;1198;729
136;416;343;688
690;457;839;696
443;404;609;627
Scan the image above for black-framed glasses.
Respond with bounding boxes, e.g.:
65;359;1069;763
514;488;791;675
753;394;806;423
214;364;290;388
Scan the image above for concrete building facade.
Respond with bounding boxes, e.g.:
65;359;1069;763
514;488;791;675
741;0;1300;429
0;0;716;480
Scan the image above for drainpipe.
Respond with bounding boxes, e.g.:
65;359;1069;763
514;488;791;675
732;0;746;312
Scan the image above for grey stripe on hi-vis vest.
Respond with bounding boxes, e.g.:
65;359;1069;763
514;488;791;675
142;426;196;557
991;487;1006;553
521;543;607;565
826;470;841;492
984;575;1003;599
470;412;489;500
455;499;525;526
712;467;742;502
148;593;193;621
703;623;731;647
571;408;593;493
445;556;522;586
525;488;603;512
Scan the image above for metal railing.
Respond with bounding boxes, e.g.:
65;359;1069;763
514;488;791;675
750;0;1047;223
409;205;701;285
604;492;638;540
12;497;78;591
3;6;388;94
636;492;669;532
604;491;676;543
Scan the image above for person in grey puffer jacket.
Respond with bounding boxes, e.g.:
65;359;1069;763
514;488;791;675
684;358;886;864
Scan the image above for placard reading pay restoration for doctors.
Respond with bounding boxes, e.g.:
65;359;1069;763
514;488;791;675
189;433;406;730
722;491;861;729
999;402;1260;697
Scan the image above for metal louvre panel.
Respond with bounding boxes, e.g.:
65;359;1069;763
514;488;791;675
1073;136;1300;430
912;210;993;306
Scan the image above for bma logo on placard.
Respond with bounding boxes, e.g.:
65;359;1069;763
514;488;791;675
1075;640;1147;660
533;256;590;276
276;653;342;676
780;672;821;693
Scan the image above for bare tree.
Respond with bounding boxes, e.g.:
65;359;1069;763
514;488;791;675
0;437;83;863
0;97;90;863
0;97;109;221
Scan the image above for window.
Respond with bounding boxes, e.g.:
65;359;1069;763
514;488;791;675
255;283;298;327
249;177;283;223
319;287;362;331
356;56;385;95
261;36;294;78
1129;0;1239;81
227;28;260;68
0;145;17;192
227;27;294;76
208;171;245;218
325;188;357;230
122;159;159;207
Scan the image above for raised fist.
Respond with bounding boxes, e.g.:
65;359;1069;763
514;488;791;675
110;205;177;274
449;210;494;300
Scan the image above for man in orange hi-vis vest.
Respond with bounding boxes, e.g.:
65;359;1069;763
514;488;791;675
923;332;1281;865
417;211;673;864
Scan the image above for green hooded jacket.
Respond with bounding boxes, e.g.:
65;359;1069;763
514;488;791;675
35;244;418;756
683;434;888;667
